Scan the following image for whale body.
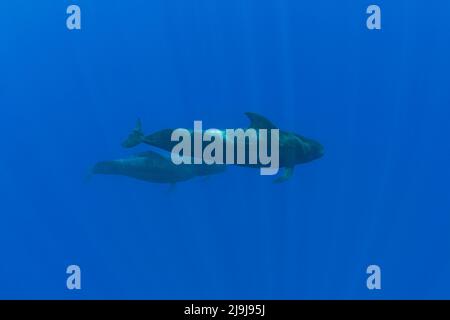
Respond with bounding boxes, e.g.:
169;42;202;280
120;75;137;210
92;151;225;184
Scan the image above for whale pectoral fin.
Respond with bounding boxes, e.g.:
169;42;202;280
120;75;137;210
273;167;294;183
168;183;176;193
245;112;278;129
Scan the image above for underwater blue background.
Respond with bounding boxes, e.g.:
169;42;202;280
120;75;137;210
1;0;450;299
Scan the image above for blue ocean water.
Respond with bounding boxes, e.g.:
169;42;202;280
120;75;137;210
1;0;450;299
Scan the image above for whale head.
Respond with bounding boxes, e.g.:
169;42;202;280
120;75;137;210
288;133;324;164
306;137;324;161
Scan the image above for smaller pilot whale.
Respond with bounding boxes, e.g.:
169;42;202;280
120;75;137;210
92;150;225;184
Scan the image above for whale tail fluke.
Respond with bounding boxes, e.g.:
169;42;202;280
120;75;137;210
84;170;94;184
122;119;144;148
84;163;100;183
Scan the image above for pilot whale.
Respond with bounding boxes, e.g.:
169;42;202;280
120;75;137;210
122;112;324;182
92;150;225;184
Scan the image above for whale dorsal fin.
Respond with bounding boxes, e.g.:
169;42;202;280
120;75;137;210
245;112;278;129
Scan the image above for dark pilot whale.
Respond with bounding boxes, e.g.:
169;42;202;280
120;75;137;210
92;150;225;184
122;112;324;183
